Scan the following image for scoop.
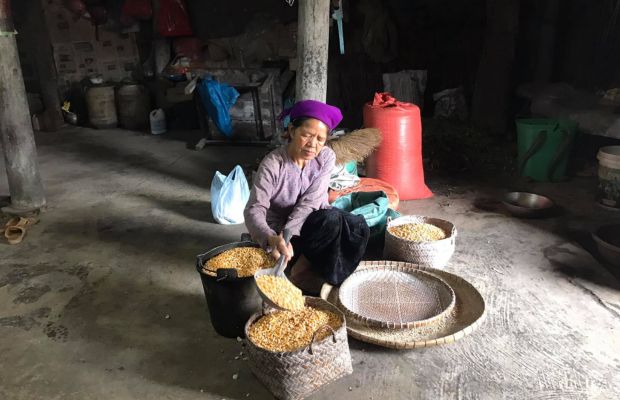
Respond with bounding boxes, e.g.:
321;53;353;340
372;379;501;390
254;229;299;310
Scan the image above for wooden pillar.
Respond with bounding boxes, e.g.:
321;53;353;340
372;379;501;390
32;0;63;131
534;0;559;82
295;0;331;102
0;0;46;212
471;0;520;135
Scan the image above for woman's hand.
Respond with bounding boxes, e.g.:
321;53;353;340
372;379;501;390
268;233;294;263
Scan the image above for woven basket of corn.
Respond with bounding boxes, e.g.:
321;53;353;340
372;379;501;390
244;297;353;400
383;215;457;269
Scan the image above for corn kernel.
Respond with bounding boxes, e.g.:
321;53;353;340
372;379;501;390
248;306;342;352
255;275;304;311
388;222;447;242
203;247;274;277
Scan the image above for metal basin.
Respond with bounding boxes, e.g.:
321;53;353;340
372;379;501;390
502;192;555;218
592;224;620;268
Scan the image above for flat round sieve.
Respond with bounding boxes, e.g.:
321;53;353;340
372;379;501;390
338;266;456;329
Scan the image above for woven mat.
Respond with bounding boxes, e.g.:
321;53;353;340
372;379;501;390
320;260;486;349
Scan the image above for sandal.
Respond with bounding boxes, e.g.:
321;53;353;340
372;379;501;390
5;226;26;245
3;216;39;245
5;216;39;228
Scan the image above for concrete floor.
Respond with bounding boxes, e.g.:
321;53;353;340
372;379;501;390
1;127;619;400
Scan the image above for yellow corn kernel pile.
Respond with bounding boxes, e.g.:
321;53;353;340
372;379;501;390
248;307;342;352
203;247;274;277
389;222;447;242
255;275;304;311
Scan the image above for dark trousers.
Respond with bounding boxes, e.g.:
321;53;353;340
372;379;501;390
291;208;370;286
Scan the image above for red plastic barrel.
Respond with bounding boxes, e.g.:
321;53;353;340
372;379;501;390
364;93;432;200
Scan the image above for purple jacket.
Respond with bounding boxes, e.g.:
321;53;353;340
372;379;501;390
244;146;336;248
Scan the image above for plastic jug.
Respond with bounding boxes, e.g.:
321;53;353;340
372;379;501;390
149;108;166;135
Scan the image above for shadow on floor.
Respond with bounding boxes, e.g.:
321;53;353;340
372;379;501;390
43;214;236;267
347;336;406;354
134;195;217;224
42;130;265;192
545;229;620;284
0;196;10;208
471;196;568;219
469;181;620;285
55;271;272;399
67;139;212;190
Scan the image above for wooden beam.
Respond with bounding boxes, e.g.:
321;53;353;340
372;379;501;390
534;0;559;82
295;0;331;102
471;0;520;135
32;0;63;131
0;0;46;213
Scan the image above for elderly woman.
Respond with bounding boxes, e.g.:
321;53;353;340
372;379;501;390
244;100;369;293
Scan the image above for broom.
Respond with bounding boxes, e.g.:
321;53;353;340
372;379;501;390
327;128;382;165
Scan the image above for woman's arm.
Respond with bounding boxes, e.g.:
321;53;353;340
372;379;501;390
244;157;278;248
284;148;336;236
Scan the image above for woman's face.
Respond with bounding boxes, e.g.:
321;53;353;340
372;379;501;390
288;118;329;161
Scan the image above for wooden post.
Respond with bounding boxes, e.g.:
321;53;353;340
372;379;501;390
471;0;520;135
33;0;63;131
0;0;46;213
534;0;559;82
295;0;331;102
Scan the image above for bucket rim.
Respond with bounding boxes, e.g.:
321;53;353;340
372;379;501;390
196;241;261;278
515;118;558;125
515;118;578;128
598;146;620;158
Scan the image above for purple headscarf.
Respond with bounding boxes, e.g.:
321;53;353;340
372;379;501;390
279;100;343;131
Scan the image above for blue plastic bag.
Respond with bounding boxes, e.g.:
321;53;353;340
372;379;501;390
198;78;239;137
211;165;249;224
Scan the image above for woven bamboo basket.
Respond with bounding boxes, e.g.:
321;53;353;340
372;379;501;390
244;297;353;400
338;266;456;329
384;215;457;268
321;260;487;349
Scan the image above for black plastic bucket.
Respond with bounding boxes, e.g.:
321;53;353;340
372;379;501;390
196;241;263;338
